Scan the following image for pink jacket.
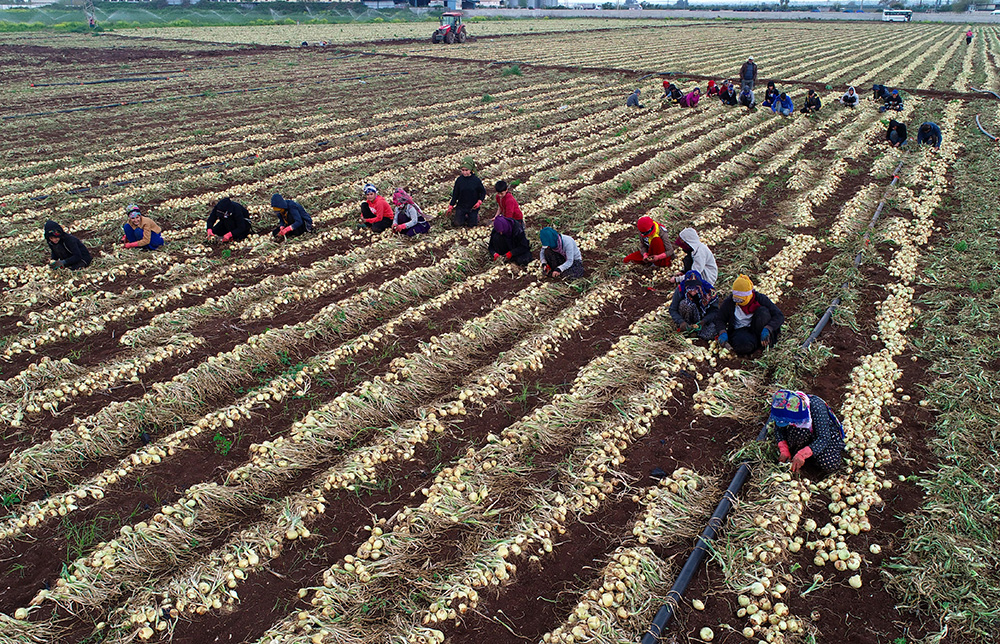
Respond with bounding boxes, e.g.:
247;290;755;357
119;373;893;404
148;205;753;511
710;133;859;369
679;92;700;108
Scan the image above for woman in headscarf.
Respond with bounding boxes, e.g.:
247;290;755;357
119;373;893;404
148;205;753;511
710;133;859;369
391;188;430;236
539;227;583;281
122;204;164;250
768;389;845;473
360;183;393;234
492;180;523;233
886;120;908;148
446;157;487;228
44;220;91;270
840;86;859;108
206;197;252;242
270;193;313;239
668;270;718;339
488;215;532;266
678;87;701;108
623;216;672;268
716;274;784;356
671;227;718;286
761;81;780;110
706;80;719;97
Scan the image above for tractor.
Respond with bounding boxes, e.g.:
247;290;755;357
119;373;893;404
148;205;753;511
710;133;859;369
431;12;468;44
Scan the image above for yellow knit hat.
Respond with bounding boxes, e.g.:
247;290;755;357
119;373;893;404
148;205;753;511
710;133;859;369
732;274;754;305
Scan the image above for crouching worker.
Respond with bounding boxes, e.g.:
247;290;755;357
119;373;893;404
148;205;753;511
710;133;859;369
769;389;845;474
207;197;252;242
489;215;532;266
360;183;393;233
270;193;313;239
122;205;164;250
623;216;672;268
669;270;718;340
716;274;784;356
391;188;431;236
44;220;91;270
539;227;584;281
671;227;718;287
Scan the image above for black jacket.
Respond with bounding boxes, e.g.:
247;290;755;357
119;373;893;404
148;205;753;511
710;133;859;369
44;220;91;268
719;88;738;106
450;174;486;210
886;121;907;143
488;229;532;266
207;197;252;240
718;292;784;336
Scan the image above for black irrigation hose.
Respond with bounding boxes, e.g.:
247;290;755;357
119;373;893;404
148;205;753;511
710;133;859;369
30;75;191;88
800;159;905;351
975;114;998;141
641;422;770;644
2;71;409;121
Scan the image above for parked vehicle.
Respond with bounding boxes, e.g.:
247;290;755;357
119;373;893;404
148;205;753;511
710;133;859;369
882;8;912;21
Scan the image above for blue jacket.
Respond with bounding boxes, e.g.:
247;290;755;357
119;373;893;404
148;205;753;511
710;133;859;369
773;95;794;113
271;194;313;232
916;122;942;148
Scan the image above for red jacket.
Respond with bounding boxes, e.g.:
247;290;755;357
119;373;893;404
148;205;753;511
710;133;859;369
495;192;523;221
363;195;393;223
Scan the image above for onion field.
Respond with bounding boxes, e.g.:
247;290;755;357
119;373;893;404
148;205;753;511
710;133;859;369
1;20;998;644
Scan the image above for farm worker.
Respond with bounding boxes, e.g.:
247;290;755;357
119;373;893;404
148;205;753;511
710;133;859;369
772;92;794;117
706;80;719;96
886;120;908;147
739;87;756;110
768;389;845;474
761;81;779;110
669;270;719;340
270;193;313;239
916;122;942;149
122;205;164;250
493;180;524;232
488;214;532;266
44;220;91;271
626;89;644;108
623;216;672;267
716;274;785;356
670;228;718;287
872;83;891;102
678;87;701;108
446;157;486;228
539;226;584;281
880;89;903;113
801;89;821;114
966;29;973;45
664;83;683;103
719;82;738;106
739;56;758;92
840;86;859;108
391;188;431;236
206;197;252;242
360;183;393;234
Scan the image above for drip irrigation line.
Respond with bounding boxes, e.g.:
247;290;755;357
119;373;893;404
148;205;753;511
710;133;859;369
975;114;998;141
2;71;409;121
30;75;191;88
800;159;905;351
970;86;1000;101
641;422;770;644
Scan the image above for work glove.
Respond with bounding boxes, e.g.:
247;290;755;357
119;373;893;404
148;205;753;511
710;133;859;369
542;263;551;274
717;332;728;345
124;241;141;249
473;200;482;210
790;446;813;473
552;270;561;277
493;253;501;261
222;232;233;241
207;230;215;239
505;251;512;260
641;252;650;262
278;226;293;237
49;260;64;269
777;441;791;463
121;234;127;243
761;327;771;347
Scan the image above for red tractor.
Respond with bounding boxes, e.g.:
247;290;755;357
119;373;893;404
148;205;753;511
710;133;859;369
432;12;468;44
